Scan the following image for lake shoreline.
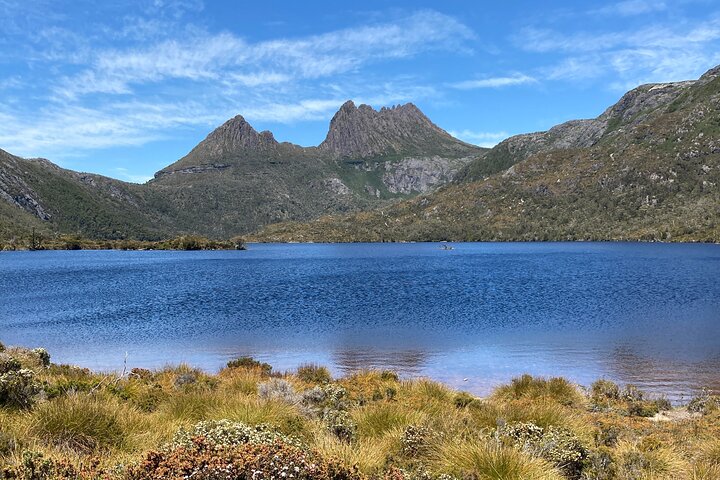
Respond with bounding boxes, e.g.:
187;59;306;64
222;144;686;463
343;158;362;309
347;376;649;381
1;342;719;479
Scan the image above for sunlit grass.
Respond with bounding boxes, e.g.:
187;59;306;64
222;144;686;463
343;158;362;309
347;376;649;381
1;345;719;479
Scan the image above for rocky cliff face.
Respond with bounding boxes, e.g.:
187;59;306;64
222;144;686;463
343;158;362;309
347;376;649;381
382;156;474;194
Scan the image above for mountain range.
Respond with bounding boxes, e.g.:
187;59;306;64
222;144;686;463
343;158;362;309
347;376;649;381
2;65;720;245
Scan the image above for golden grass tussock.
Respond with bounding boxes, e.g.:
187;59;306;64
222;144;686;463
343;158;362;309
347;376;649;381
207;394;308;436
353;402;425;438
312;428;401;475
24;393;142;454
433;440;564;480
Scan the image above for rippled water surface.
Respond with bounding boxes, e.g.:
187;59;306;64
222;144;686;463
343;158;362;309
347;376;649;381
1;242;719;401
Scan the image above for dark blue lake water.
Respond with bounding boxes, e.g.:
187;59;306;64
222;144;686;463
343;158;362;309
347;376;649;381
1;242;719;401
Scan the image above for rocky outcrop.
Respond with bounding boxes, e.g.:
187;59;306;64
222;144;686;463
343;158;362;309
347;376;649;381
382;156;473;194
458;78;697;183
0;152;52;220
154;164;231;180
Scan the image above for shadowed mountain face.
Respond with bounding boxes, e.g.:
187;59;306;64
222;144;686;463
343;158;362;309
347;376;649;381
254;65;720;243
0;102;485;241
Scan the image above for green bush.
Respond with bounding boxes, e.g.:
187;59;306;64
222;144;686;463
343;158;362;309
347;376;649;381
0;341;5;352
323;409;357;442
5;450;80;480
0;369;40;408
31;348;50;368
297;364;332;384
591;379;620;402
226;356;272;375
497;422;587;479
454;391;478;408
688;389;720;415
169;419;300;449
401;425;431;457
0;353;21;374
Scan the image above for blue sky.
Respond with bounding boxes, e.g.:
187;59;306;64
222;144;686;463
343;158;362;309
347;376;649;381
1;0;720;183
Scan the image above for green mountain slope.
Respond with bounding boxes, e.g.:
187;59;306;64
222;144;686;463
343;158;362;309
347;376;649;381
0;149;174;242
253;66;720;243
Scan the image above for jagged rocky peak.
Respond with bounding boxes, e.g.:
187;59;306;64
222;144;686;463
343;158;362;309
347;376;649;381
201;115;279;153
319;100;453;158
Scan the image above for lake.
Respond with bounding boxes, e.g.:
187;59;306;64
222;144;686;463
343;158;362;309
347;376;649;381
1;242;719;402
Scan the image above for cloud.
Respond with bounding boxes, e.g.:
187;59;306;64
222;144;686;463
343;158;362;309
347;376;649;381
448;130;510;147
56;10;473;99
521;16;720;87
450;73;536;89
591;1;667;16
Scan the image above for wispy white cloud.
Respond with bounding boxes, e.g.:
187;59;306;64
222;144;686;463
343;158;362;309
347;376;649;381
450;73;536;89
55;10;472;99
448;130;510;147
591;1;667;16
522;16;720;88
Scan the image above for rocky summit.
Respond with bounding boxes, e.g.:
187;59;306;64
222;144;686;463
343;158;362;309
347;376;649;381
319;101;475;159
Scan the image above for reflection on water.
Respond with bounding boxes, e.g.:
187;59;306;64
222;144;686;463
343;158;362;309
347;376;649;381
1;242;719;402
331;349;434;376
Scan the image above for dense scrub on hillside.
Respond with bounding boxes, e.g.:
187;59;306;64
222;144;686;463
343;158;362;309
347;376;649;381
0;343;719;479
0;234;246;251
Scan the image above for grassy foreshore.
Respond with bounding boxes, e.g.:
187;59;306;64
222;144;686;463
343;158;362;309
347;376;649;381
1;343;719;479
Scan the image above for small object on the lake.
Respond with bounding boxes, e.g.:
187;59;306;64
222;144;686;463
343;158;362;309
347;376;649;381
440;243;454;250
463;378;468;382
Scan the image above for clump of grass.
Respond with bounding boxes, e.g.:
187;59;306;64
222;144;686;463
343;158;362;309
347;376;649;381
433;440;563;480
157;391;221;422
613;440;688;479
208;395;307;436
493;374;584;407
297;364;332;384
354;402;424;438
26;394;133;453
313;429;398;475
470;398;576;431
